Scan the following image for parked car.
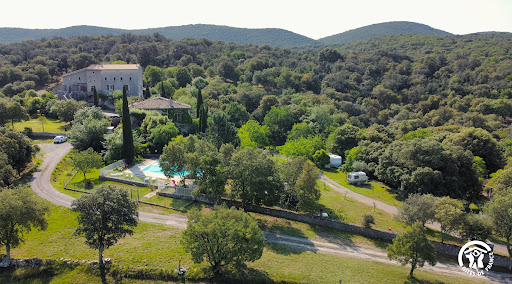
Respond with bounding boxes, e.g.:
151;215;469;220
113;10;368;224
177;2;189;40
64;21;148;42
53;135;67;144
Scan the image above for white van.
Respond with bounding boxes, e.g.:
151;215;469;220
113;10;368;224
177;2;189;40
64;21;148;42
347;172;368;185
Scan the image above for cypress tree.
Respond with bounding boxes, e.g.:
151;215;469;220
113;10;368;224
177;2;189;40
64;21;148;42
122;86;135;164
196;88;203;119
160;81;165;98
93;86;99;107
199;104;208;133
145;86;151;99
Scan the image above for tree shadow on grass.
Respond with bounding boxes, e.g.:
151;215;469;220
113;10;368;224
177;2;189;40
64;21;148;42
403;275;444;284
0;265;97;284
215;264;274;284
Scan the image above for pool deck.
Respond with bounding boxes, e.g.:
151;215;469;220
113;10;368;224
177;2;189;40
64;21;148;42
124;159;190;186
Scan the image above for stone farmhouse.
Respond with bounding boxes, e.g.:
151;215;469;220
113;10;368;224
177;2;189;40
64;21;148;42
61;64;143;99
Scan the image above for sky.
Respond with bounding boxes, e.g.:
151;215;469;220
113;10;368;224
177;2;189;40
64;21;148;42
2;0;511;39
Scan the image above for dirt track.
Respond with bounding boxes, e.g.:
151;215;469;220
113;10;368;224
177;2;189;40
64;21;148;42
30;143;510;283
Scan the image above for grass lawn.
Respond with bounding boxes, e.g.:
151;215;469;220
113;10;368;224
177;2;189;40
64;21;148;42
318;181;463;246
322;168;404;207
51;151;152;200
13;117;68;133
0;204;487;284
318;182;404;233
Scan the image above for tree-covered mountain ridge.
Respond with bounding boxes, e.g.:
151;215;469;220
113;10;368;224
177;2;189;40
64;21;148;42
1;21;508;47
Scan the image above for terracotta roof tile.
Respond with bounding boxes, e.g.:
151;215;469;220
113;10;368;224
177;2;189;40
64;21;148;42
129;97;191;110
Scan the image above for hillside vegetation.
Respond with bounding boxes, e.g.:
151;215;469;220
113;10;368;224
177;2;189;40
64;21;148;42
0;24;319;47
2;32;512;205
319;21;453;45
0;21;458;47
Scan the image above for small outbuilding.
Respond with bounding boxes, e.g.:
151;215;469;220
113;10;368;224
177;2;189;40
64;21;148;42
347;172;368;185
329;154;342;168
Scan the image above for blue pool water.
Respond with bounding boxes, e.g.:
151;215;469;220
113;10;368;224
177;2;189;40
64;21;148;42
142;162;189;176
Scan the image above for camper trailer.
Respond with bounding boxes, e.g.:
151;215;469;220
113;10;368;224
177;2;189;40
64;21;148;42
347;172;368;185
329;154;342;168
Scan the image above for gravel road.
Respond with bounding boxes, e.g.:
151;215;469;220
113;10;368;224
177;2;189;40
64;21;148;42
30;142;510;282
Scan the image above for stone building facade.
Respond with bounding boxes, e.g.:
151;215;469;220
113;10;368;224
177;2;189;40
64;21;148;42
61;64;143;97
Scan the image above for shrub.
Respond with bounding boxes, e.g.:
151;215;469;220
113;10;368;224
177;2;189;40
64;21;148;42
23;127;33;136
362;214;375;228
313;149;330;168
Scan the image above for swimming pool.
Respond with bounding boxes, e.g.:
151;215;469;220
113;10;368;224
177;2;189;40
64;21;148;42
142;162;189;176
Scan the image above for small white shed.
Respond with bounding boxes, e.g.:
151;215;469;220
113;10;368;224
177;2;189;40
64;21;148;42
347;172;368;184
329;154;342;168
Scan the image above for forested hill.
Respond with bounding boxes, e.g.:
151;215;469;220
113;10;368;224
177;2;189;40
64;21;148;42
0;24;319;47
319;21;453;45
2;33;512;202
0;22;454;47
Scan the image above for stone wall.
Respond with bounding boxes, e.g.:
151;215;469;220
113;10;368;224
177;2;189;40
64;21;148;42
159;192;512;271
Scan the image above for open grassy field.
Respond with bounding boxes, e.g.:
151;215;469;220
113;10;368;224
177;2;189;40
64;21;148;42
51;150;462;246
322;169;403;207
13;117;68;133
0;205;488;284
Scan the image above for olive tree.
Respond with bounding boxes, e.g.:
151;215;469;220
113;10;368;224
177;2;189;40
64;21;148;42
0;186;49;261
72;148;104;181
72;185;138;284
387;222;437;277
485;190;512;256
181;206;264;275
395;194;436;226
434;196;464;243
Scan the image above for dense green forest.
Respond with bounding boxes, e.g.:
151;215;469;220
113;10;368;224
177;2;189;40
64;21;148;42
1;32;512;206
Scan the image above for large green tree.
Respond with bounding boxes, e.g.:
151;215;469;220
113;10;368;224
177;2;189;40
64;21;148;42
238;120;269;148
444;127;505;173
148;122;179;153
122;86;135;164
327;124;361;156
72;185;138;283
72;148;104;181
387;222;437;277
485;190;512;256
225;102;250;128
230;147;283;206
160;140;187;181
0;153;15;186
50;99;86;122
103;128;142;163
190;141;227;198
181;206;264;275
279;157;320;212
0;127;39;174
0;186;49;261
375;138;481;202
434;196;464;243
0;98;29;127
264;106;295;146
69;108;109;152
396;194;436;226
205;112;238;148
